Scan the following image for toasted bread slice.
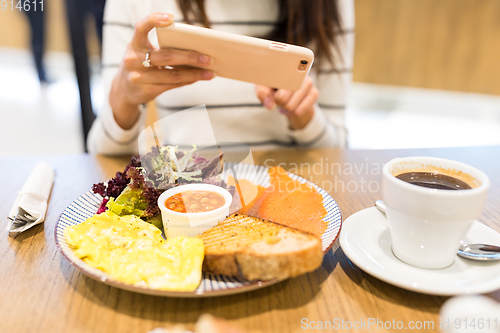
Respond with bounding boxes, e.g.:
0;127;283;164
197;214;323;281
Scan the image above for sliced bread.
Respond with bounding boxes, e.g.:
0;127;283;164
197;214;323;281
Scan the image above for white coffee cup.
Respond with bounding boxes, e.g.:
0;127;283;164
382;157;490;269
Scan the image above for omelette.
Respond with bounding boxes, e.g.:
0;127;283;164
64;211;204;291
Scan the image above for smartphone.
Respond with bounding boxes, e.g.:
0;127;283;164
156;22;314;91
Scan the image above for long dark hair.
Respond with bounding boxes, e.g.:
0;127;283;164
176;0;342;68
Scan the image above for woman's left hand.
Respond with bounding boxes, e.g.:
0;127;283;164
255;77;318;130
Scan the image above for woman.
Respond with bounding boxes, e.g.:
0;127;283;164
87;0;354;154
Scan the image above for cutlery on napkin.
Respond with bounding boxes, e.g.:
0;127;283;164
7;161;55;237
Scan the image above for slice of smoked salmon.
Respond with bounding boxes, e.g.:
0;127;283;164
227;176;267;214
258;166;327;238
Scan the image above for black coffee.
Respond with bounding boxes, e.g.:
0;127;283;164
396;172;472;190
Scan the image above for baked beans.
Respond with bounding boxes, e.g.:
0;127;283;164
165;190;225;213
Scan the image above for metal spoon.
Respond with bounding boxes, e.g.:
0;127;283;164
374;200;500;261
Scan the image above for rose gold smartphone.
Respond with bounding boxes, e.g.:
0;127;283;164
156;23;314;91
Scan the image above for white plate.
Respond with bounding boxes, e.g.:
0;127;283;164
340;207;500;296
55;163;342;297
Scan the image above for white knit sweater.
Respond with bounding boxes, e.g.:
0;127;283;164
87;0;355;155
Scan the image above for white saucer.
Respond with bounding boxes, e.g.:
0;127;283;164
339;207;500;296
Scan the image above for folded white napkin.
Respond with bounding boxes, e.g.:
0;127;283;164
7;161;55;236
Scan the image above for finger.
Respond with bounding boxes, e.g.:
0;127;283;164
149;48;211;67
255;85;273;102
132;13;174;50
274;89;294;108
255;85;276;109
130;67;214;85
295;87;319;116
146;81;198;96
283;78;313;111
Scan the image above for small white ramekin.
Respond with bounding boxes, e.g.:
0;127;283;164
158;184;232;238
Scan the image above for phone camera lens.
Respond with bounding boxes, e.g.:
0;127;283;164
300;60;308;65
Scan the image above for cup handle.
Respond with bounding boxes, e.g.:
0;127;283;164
374;200;387;214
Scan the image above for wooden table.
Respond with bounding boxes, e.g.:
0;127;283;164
1;147;500;333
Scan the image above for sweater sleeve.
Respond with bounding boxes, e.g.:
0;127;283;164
286;0;354;148
282;104;338;147
87;0;146;155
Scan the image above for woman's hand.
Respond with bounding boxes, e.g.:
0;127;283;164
255;77;318;130
109;13;215;129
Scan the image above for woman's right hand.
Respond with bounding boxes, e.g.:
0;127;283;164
109;13;215;130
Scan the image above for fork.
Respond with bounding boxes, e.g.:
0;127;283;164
7;207;37;232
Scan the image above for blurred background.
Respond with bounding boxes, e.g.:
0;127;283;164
0;0;499;155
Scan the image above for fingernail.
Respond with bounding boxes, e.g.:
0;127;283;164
264;97;275;110
202;71;214;80
279;107;292;115
159;13;174;23
199;55;210;64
